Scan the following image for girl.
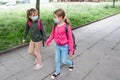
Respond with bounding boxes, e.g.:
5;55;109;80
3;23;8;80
23;8;47;71
45;9;74;79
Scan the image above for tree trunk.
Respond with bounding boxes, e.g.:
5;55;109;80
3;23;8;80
113;0;115;7
36;0;40;17
58;0;61;2
49;0;52;2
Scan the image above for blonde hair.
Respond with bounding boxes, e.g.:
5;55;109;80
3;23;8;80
54;8;70;25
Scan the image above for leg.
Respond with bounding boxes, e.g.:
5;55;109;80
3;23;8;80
34;41;42;64
28;40;36;57
55;45;61;74
61;45;72;66
51;45;61;79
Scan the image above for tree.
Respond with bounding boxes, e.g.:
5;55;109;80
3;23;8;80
36;0;40;17
49;0;52;2
113;0;115;7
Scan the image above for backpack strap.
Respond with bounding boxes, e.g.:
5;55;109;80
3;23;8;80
27;20;30;28
53;23;57;37
65;24;69;39
37;19;41;31
53;23;57;30
27;19;41;31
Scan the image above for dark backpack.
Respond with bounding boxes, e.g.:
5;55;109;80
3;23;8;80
54;24;77;55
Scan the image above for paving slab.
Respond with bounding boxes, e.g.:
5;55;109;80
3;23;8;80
1;14;120;80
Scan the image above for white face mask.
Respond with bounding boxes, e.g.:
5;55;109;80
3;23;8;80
31;15;38;21
53;18;60;24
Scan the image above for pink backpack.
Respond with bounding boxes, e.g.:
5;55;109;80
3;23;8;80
27;19;41;31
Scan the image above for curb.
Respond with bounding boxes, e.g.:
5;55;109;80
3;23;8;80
0;12;120;54
0;43;29;54
72;12;120;30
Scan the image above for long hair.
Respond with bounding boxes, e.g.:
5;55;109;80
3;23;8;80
54;8;70;25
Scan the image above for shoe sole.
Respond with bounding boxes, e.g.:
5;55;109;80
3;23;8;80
33;65;43;71
69;69;73;71
51;76;55;79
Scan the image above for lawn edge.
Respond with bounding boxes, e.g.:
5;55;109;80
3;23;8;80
0;12;120;54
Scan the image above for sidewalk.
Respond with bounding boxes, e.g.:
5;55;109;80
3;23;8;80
0;14;120;80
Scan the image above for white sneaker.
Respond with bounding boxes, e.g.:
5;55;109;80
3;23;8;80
33;64;43;71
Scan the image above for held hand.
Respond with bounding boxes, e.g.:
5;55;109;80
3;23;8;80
44;43;49;48
44;44;48;48
22;40;26;44
45;41;50;48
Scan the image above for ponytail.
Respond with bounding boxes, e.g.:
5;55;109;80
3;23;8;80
64;17;70;25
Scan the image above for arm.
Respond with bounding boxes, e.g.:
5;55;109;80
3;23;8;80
45;27;54;46
23;23;29;41
68;26;74;55
40;21;47;41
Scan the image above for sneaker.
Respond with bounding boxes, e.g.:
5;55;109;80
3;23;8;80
33;64;43;71
51;73;60;79
69;61;73;71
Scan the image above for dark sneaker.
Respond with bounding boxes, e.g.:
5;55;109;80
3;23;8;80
69;61;74;71
51;73;60;79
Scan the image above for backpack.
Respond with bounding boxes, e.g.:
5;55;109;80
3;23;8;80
27;19;41;31
27;19;45;47
54;24;77;55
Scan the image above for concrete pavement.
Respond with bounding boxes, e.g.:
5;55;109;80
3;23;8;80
0;14;120;80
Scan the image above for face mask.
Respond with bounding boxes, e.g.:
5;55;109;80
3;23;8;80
53;18;60;24
31;15;38;21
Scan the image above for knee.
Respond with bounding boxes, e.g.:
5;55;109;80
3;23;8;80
55;58;60;64
28;50;33;54
61;59;66;64
34;51;40;56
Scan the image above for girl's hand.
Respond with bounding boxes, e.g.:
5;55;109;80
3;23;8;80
69;53;73;57
22;40;26;44
45;41;49;47
45;44;48;48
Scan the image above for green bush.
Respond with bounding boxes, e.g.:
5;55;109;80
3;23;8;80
0;2;120;51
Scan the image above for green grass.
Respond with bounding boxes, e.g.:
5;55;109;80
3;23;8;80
0;2;120;51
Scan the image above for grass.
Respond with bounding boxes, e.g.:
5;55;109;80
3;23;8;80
0;2;120;51
40;2;120;33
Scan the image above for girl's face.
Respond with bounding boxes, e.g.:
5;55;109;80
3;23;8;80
53;14;63;24
29;12;38;19
29;12;38;21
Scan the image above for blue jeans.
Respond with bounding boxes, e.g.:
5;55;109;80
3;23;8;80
55;44;72;74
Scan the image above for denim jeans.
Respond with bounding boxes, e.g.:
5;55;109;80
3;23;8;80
55;44;72;74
